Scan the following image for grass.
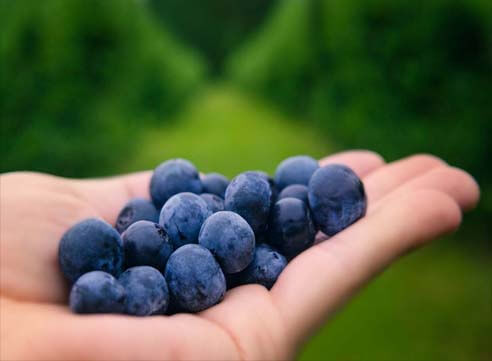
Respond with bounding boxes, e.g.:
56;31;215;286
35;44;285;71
128;84;491;361
298;236;492;361
125;84;332;176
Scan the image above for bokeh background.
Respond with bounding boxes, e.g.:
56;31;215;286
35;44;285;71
1;0;491;359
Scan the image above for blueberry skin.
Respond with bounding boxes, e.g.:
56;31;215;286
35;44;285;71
236;171;276;242
236;244;287;290
269;198;316;259
69;271;126;314
201;173;229;198
308;164;367;236
159;193;212;248
59;218;124;283
119;266;169;316
115;198;159;233
199;211;255;274
278;184;309;204
122;221;173;272
274;155;319;190
247;170;279;205
224;172;271;234
164;244;226;313
200;193;225;214
150;159;203;209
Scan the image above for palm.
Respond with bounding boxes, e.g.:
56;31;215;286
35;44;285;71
0;151;479;360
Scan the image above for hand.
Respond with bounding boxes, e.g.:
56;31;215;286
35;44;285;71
0;151;479;360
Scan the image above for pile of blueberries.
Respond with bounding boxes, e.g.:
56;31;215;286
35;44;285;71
58;155;367;316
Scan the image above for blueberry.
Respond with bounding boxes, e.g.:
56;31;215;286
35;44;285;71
164;244;226;313
224;172;271;234
237;171;276;242
269;198;316;259
69;271;126;314
58;218;124;283
236;244;287;290
308;164;367;236
199;211;255;273
150;159;203;208
200;193;225;214
159;193;212;248
247;170;279;205
118;266;169;316
278;184;309;204
274;155;319;190
201;173;229;198
115;198;159;233
121;220;173;272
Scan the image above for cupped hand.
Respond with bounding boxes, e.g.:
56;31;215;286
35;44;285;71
0;151;479;360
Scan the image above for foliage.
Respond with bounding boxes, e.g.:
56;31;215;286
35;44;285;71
146;0;277;72
228;0;492;190
0;0;205;176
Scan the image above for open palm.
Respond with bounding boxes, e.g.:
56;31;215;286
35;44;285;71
0;151;479;360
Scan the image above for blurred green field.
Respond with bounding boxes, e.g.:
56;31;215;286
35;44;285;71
125;85;331;175
125;85;491;360
300;238;491;361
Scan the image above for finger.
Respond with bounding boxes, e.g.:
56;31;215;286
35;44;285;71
319;150;385;177
71;171;152;224
370;166;480;213
271;189;462;346
314;157;474;244
363;154;446;203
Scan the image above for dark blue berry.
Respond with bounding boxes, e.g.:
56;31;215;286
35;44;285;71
69;271;126;314
308;164;367;236
224;172;271;234
236;244;287;290
274;155;319;190
247;170;279;206
164;244;226;313
150;159;202;209
199;211;255;273
201;173;229;198
115;198;159;233
122;220;173;272
278;184;309;204
159;193;212;248
119;266;169;316
59;218;124;283
269;198;316;259
200;193;225;214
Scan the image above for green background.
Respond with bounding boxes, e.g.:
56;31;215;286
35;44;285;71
1;0;490;360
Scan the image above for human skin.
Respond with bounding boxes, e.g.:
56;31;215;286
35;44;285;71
0;150;479;360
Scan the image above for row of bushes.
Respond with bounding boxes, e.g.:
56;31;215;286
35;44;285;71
147;0;278;73
228;0;492;191
2;0;491;197
1;0;205;176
